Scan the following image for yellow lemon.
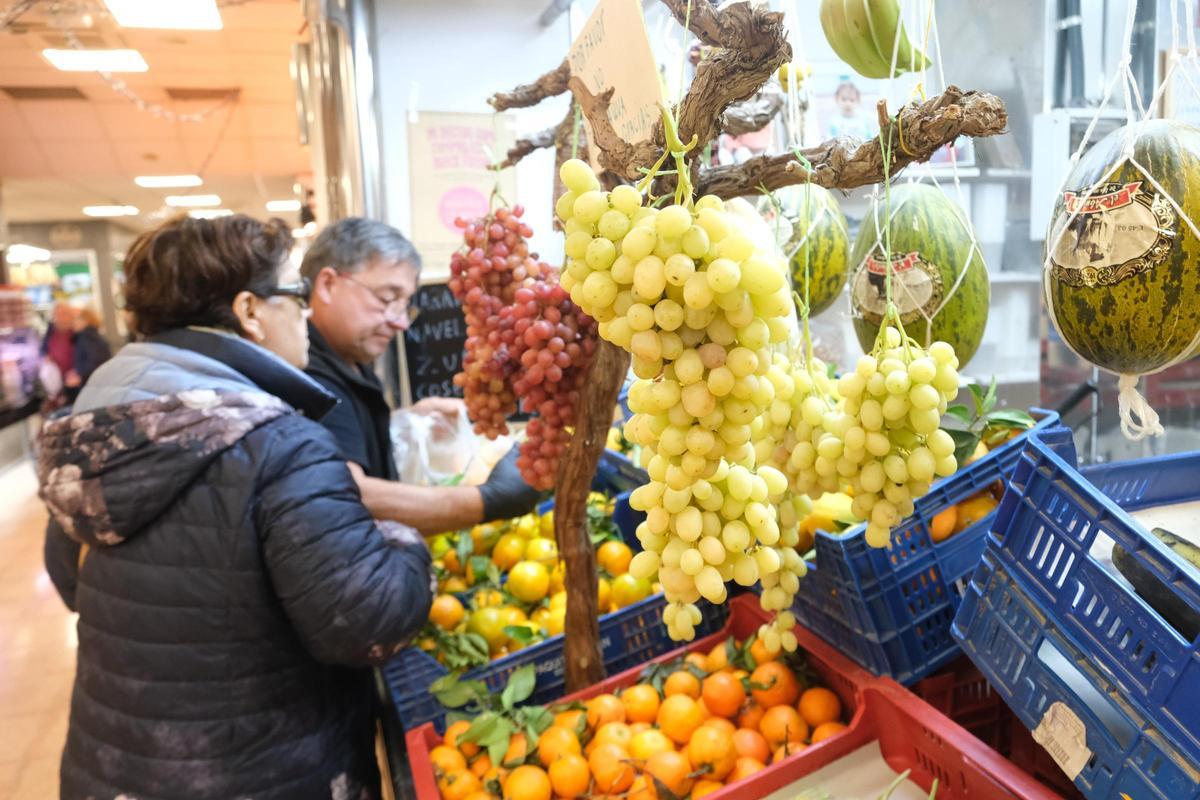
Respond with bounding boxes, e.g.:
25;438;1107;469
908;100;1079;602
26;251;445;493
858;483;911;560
509;561;551;604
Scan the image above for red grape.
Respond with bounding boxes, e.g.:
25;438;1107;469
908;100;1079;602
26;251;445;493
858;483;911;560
447;203;597;489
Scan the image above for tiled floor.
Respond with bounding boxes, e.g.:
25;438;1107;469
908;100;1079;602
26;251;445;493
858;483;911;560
0;459;73;800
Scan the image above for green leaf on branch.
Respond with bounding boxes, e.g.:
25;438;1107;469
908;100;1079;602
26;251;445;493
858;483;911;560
968;382;987;417
948;429;981;466
517;705;554;742
944;404;973;425
432;673;488;709
485;719;517;767
503;625;535;645
455;532;474;572
983;408;1036;429
468;555;493;584
501;665;537;711
461;714;500;745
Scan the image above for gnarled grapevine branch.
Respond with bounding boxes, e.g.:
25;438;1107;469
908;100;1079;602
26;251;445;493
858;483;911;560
721;84;787;136
500;125;558;169
674;3;791;152
489;59;571;111
694;86;1007;197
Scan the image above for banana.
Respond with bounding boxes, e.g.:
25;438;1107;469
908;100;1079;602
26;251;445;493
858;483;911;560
841;0;894;78
819;0;863;72
864;0;932;74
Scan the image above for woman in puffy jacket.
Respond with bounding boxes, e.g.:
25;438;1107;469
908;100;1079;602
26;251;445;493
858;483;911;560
37;213;434;800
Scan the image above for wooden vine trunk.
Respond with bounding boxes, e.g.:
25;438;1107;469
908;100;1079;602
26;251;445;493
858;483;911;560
498;0;1009;694
554;339;630;690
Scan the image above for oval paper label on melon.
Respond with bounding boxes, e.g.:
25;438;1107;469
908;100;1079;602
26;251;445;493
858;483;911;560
1049;179;1177;288
851;249;944;325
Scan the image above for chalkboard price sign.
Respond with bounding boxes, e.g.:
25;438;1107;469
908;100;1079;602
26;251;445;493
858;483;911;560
403;283;466;401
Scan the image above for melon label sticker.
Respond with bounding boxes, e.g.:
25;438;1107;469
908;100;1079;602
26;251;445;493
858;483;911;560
1032;701;1092;780
851;249;944;325
1049;180;1176;288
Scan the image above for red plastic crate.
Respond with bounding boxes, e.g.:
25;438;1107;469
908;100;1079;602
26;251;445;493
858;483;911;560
407;595;1057;800
910;658;1084;800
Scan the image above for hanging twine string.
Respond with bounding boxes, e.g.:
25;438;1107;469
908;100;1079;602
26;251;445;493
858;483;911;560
570;103;582;161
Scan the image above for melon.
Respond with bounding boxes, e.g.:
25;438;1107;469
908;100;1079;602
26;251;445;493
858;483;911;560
777;184;850;317
848;183;989;364
1045;119;1200;375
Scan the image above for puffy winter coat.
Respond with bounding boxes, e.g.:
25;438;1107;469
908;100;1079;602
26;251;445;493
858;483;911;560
37;328;434;800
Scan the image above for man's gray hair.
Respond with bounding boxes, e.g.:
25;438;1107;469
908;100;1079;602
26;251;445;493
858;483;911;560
300;217;422;281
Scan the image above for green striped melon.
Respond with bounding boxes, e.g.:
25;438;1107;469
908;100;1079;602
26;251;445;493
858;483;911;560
1045;119;1200;375
777;184;850;316
849;183;989;365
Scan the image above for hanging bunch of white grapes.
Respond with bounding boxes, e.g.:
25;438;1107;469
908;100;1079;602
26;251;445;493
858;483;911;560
826;326;960;547
554;157;810;653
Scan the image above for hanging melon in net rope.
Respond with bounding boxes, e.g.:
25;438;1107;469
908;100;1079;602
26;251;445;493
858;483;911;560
1042;0;1200;439
1044;119;1200;437
849;182;990;366
774;183;851;317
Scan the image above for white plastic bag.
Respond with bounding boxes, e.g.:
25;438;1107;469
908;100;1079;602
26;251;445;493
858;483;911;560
390;404;475;486
38;358;63;398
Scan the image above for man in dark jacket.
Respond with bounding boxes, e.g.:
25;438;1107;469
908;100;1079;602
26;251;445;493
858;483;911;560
38;213;434;800
301;218;540;533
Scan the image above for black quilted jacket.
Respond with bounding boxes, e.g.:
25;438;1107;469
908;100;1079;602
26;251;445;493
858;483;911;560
37;328;433;800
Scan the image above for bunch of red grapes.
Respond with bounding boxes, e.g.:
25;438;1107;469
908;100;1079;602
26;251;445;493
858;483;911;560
449;204;596;490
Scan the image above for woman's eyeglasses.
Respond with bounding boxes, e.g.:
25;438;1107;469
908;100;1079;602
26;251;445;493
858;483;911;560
262;278;313;310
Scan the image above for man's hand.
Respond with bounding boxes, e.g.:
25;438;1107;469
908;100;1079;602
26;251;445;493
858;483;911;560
410;396;464;430
64;370;81;388
478;447;543;522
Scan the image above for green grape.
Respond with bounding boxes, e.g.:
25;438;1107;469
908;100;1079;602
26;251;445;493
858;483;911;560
622;226;657;260
664;253;696;286
681;226;710;258
705;258;741;293
573;190;608;223
555;190;578;221
632;256;666;301
610;184;642;215
683;273;714;309
653;236;682;260
654;299;685;331
581;271;618;308
739;256;784;295
559;158;600;193
656;205;692;239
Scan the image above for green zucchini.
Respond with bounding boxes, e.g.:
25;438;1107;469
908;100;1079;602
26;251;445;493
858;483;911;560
1111;527;1200;641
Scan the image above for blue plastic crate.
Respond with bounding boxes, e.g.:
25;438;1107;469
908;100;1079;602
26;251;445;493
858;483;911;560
952;428;1200;799
790;409;1064;685
383;595;729;732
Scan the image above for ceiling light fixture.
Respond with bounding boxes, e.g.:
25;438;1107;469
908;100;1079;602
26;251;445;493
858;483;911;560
83;205;139;217
42;49;149;73
266;199;302;213
102;0;223;30
4;244;52;263
166;194;221;208
134;175;203;188
188;209;233;219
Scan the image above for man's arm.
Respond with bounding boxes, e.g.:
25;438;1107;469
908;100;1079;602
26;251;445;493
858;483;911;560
348;461;484;535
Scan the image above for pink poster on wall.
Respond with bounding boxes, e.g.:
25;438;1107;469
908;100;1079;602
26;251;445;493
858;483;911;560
408;111;517;281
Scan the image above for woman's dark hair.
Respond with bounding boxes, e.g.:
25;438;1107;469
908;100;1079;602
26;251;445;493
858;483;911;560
124;214;293;338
